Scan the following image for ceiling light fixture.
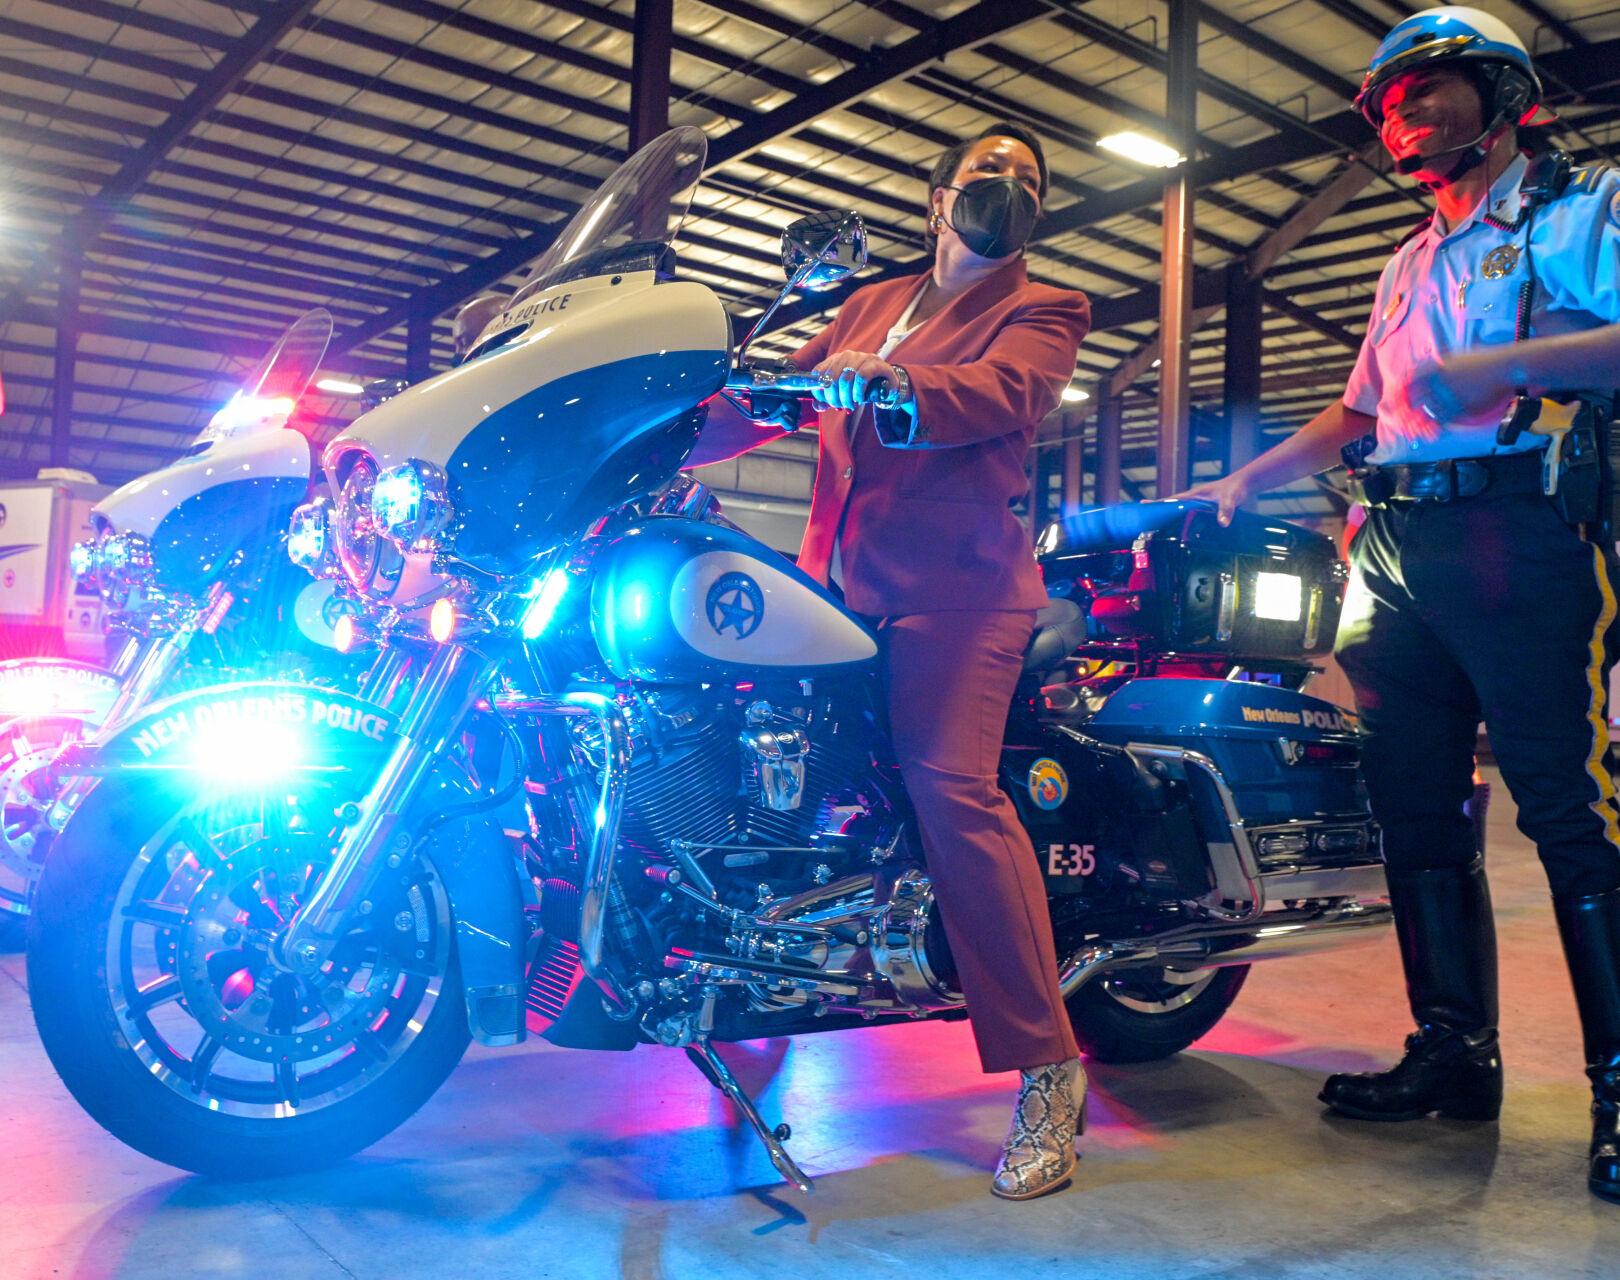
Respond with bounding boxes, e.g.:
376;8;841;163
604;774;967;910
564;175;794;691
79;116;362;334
315;377;365;396
1061;386;1091;403
1097;131;1185;168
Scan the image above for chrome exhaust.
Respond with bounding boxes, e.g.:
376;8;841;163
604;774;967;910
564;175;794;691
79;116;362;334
1058;896;1392;997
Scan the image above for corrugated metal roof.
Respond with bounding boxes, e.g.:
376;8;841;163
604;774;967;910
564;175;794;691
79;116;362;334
2;0;1618;517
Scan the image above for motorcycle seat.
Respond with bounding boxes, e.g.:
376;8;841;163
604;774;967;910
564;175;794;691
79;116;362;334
1043;500;1213;556
1023;597;1087;673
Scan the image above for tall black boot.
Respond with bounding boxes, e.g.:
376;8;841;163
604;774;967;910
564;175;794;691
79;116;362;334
1320;860;1502;1121
1553;888;1620;1204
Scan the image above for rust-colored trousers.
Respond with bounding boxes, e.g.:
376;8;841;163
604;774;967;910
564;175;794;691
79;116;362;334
879;609;1080;1074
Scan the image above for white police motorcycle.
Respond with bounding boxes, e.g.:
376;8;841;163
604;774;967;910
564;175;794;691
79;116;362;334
0;313;353;944
28;128;1389;1189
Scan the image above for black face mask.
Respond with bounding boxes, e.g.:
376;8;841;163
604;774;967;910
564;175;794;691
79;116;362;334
942;177;1039;259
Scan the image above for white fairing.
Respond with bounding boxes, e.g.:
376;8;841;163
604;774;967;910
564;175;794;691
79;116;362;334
670;551;878;666
95;431;311;536
324;274;728;477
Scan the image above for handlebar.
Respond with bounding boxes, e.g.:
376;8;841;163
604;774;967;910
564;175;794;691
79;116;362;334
727;364;899;409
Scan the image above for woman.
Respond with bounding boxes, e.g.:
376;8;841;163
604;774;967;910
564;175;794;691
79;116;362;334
697;123;1092;1200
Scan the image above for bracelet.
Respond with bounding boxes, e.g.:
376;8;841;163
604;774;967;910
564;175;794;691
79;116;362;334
889;363;914;408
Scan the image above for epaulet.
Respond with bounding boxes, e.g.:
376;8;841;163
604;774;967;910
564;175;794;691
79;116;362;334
1395;217;1432;250
1563;165;1616;197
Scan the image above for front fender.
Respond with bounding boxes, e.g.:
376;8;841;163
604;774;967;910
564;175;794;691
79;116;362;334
54;677;530;1048
51;678;397;779
0;658;122;729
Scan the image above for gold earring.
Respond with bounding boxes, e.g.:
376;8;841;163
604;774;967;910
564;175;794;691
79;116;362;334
928;212;943;233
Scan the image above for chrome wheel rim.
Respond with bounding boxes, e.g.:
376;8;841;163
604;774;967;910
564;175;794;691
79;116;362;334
106;790;451;1119
0;715;84;913
1101;966;1218;1014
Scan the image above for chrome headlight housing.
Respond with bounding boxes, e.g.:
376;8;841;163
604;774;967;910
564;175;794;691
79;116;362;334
286;499;339;578
333;456;404;595
69;539;97;589
335;457;381;589
94;532;154;608
371;459;453;552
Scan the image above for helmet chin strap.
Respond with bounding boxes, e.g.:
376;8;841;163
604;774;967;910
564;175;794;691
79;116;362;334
1395;117;1511;189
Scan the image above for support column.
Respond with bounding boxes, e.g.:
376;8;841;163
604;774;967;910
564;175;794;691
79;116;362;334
1096;397;1124;506
406;307;433;384
1156;0;1197;498
1062;421;1083;514
51;235;83;470
1223;265;1264;472
630;0;674;152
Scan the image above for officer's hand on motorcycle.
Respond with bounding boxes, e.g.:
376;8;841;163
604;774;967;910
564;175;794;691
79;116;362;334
747;390;802;431
1405;351;1514;432
1170;474;1251;527
811;351;899;412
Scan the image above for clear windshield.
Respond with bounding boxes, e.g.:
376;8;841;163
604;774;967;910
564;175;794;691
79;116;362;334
194;308;333;447
510;126;707;306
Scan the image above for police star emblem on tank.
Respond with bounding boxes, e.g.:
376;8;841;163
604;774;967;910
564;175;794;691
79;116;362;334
705;571;764;639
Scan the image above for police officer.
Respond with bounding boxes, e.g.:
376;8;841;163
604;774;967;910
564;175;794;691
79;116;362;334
1181;7;1620;1202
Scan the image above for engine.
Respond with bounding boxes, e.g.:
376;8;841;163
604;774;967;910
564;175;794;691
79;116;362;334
563;682;963;1022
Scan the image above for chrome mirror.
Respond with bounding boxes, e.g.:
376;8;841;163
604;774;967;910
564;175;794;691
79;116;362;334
780;211;867;291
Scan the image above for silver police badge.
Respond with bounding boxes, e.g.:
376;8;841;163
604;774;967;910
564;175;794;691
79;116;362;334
1481;244;1520;279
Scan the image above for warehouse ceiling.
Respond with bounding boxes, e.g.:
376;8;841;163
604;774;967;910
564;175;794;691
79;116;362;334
2;0;1619;513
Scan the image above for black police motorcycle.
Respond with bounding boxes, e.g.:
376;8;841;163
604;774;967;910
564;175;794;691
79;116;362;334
27;128;1389;1189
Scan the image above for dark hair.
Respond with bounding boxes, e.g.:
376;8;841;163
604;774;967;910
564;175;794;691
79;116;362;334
924;121;1049;249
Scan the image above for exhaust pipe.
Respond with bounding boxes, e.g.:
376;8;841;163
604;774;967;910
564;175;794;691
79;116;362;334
1058;897;1392;997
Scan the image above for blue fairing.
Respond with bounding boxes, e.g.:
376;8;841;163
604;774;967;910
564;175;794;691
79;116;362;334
151;476;308;595
446;350;728;569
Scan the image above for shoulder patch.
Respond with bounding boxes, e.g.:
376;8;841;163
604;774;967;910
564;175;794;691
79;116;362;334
1565;165;1616;197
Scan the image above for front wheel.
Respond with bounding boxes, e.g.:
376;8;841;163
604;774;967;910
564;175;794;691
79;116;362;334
1066;964;1249;1063
27;773;470;1177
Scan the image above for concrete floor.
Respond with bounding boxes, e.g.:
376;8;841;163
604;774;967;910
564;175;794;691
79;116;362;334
3;767;1619;1280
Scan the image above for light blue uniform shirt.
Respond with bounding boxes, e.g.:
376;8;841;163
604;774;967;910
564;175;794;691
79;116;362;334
1344;154;1620;464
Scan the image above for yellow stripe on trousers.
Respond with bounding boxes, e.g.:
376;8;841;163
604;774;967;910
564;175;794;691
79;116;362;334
1582;540;1620;852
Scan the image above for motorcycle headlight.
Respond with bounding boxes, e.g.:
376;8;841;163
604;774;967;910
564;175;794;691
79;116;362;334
69;539;97;588
94;532;154;607
371;459;453;551
287;500;339;577
335;458;381;589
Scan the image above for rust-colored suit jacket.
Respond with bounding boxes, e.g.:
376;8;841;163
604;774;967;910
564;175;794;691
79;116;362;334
697;258;1091;616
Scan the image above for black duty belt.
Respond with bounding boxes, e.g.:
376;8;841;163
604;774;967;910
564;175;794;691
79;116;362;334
1352;450;1545;506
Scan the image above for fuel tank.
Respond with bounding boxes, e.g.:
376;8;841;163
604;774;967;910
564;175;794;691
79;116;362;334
590;517;878;682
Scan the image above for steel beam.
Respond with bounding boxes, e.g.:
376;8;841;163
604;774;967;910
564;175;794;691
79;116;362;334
702;0;1049;172
406;309;434;385
50;238;82;470
1223;268;1265;472
1095;397;1125;506
631;0;674;152
1156;0;1198;499
0;1;320;318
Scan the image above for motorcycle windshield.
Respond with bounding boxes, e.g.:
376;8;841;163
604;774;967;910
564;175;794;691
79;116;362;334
193;308;334;448
509;126;706;305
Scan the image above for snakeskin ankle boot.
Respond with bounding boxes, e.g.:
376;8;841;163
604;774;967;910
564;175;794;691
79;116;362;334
991;1057;1086;1201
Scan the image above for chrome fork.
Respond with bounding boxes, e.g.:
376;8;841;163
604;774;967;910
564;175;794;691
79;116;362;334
47;629;195;833
277;642;495;973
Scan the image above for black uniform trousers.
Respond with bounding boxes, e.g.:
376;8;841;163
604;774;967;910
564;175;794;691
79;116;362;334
1336;487;1620;899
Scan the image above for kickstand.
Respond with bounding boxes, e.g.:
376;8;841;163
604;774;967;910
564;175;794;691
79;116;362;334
685;1034;814;1194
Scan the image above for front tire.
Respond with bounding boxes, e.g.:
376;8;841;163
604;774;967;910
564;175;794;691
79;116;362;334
1066;964;1249;1063
28;774;470;1178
